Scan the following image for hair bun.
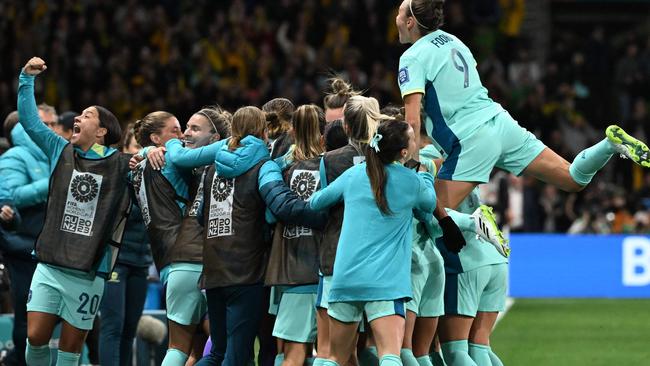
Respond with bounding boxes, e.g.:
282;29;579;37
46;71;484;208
330;78;351;95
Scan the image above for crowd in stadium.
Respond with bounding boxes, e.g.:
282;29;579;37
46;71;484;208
0;1;649;366
1;0;648;234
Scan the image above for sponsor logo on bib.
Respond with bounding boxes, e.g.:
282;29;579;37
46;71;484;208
207;175;234;238
284;169;320;239
60;170;103;236
132;162;151;226
189;171;207;217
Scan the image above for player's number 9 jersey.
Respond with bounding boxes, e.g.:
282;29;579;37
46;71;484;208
398;30;504;153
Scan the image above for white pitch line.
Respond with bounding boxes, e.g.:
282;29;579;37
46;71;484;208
494;297;515;327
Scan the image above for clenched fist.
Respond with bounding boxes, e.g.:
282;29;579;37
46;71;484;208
23;57;47;75
0;205;14;223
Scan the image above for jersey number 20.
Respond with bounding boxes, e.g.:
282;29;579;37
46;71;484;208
451;49;469;88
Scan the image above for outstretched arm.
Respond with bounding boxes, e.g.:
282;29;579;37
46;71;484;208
258;160;327;229
309;168;349;211
165;138;227;169
17;57;67;163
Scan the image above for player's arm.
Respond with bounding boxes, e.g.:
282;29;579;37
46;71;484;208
398;55;426;158
403;92;423;159
18;57;67;161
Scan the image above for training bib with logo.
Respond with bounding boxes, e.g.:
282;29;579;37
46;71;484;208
36;144;131;272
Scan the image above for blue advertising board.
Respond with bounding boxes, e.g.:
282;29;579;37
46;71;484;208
509;234;650;298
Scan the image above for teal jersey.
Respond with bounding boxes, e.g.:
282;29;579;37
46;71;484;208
398;30;504;155
18;72;119;278
412;219;442;271
310;163;436;302
419;144;507;273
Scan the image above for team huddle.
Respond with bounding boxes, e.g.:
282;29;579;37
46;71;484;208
4;1;649;366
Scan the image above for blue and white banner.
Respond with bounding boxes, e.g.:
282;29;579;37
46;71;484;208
509;234;650;298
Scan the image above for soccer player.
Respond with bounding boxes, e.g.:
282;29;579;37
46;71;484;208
131;110;221;366
310;119;437;366
313;95;381;366
323;78;360;123
196;106;325;366
262;98;295;159
98;125;153;366
266;104;327;366
396;0;650;213
19;57;130;366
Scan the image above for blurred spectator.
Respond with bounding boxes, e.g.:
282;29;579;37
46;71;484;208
0;0;648;234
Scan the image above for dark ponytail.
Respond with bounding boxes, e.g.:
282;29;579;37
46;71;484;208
262;98;294;139
365;120;410;215
407;0;445;34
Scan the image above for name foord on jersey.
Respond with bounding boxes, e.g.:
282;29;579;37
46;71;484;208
60;169;103;236
430;34;454;48
284;169;320;239
207;174;234;238
189;170;207;217
132;162;151;226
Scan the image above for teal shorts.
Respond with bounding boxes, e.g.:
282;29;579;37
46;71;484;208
165;267;207;325
437;111;546;183
273;292;318;343
27;263;105;330
444;263;508;317
315;275;332;309
406;249;445;317
268;286;281;316
328;299;406;323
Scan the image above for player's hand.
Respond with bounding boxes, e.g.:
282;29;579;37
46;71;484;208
439;215;466;253
23;57;47;75
0;205;15;223
147;147;166;170
129;154;144;171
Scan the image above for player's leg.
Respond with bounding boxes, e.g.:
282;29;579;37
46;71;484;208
315;275;333;366
414;246;444;366
468;263;508;366
274;292;318;366
438;315;475;366
358;321;379;366
430;335;445;366
435;119;502;210
367;300;406;366
401;310;418;366
57;273;105;366
467;313;498;366
363;300;408;366
25;311;58;366
412;317;437;366
162;269;206;366
438;269;486;366
58;321;90;366
434;180;479;211
326;302;364;366
498;112;649;191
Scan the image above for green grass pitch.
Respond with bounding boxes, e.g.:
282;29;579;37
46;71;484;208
491;299;650;366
